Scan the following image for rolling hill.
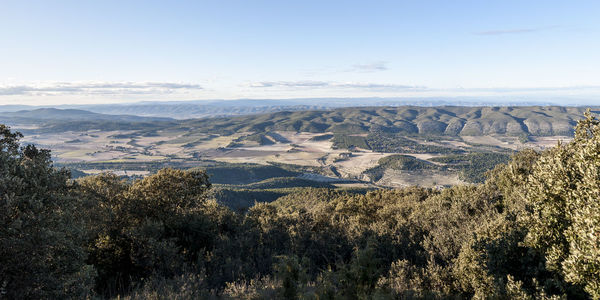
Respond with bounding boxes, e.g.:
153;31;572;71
0;108;177;133
174;106;597;136
1;97;589;119
4;106;597;137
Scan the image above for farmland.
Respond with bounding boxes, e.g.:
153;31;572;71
2;106;587;190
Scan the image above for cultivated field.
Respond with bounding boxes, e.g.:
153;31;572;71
6;105;588;188
19;127;570;188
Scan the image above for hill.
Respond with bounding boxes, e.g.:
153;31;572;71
9;106;594;189
5;106;596;137
0;108;173;124
175;106;596;136
0;108;178;134
1;97;593;119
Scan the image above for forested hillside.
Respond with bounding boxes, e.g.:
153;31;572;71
1;112;600;299
4;106;597;136
0;98;578;119
174;106;595;136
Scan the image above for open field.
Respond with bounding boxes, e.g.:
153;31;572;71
5;105;590;188
21;127;568;188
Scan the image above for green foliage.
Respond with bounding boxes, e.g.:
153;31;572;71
332;134;370;150
202;163;299;184
68;168;88;178
0;125;94;299
209;187;314;210
79;168;214;296
366;131;464;154
378;154;438;171
364;155;439;181
309;133;334;141
228;132;276;147
432;152;511;183
219;177;336;190
520;111;600;298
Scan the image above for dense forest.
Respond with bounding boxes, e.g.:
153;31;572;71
1;111;600;299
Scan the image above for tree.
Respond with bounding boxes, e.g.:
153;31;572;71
0;124;94;299
80;168;214;296
523;111;600;298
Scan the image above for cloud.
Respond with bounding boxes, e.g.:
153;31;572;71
0;81;202;96
249;81;329;88
474;28;541;36
335;82;419;89
247;81;600;96
453;85;600;93
247;80;423;91
349;61;389;72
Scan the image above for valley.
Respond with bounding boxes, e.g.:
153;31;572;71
3;105;586;191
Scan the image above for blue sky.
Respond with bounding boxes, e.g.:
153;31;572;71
1;0;599;105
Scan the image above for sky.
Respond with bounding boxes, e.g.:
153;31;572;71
1;0;599;105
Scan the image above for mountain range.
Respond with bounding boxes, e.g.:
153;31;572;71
1;97;597;119
2;105;598;137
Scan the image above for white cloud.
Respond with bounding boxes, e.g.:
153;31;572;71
0;81;203;96
349;61;389;72
247;80;422;90
248;81;329;88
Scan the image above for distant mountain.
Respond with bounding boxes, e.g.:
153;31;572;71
0;108;174;124
1;97;596;119
2;105;599;137
78;102;330;119
0;108;176;133
172;106;599;136
0;105;33;112
63;98;576;119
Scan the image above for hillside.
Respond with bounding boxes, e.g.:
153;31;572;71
175;106;596;136
5;106;596;137
1;97;583;118
11;106;593;189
